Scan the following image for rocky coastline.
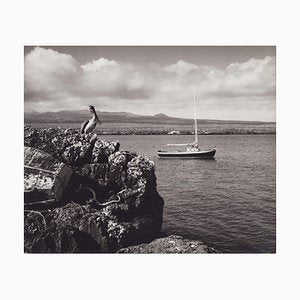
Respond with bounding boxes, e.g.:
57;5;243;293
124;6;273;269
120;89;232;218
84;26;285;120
24;125;215;253
118;235;218;253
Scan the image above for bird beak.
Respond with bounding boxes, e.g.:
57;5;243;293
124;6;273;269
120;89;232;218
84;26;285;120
96;115;101;124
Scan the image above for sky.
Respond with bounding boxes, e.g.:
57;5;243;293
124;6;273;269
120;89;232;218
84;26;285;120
24;46;276;121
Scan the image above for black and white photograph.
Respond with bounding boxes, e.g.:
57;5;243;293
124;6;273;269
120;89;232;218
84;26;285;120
24;46;276;253
2;1;299;299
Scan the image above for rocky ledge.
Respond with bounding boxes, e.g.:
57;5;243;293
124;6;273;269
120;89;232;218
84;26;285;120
117;235;218;253
24;125;164;253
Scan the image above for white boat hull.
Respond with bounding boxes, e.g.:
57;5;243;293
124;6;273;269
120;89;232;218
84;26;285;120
157;148;216;158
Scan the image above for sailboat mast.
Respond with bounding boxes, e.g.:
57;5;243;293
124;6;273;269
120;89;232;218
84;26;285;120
194;95;198;145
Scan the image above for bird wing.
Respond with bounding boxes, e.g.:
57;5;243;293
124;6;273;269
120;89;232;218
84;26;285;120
80;120;89;134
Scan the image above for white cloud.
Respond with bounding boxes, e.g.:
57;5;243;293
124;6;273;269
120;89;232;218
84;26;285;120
24;47;275;121
81;58;117;72
220;56;275;97
24;47;82;102
164;60;199;75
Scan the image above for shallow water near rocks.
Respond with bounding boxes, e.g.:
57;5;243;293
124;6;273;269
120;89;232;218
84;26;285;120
105;134;276;253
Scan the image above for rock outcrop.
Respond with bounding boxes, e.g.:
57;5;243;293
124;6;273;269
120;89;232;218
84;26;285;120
117;235;218;253
24;126;164;253
24;147;73;204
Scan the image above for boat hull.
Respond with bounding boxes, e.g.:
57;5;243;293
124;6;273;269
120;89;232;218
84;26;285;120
157;149;216;158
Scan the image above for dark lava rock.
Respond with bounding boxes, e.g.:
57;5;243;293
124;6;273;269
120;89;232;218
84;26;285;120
28;203;105;253
24;126;164;253
117;235;218;253
24;125;119;167
31;226;102;253
24;147;73;204
24;210;47;253
91;139;120;163
25;201;164;253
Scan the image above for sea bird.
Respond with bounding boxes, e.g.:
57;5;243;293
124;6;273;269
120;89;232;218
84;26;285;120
80;105;101;134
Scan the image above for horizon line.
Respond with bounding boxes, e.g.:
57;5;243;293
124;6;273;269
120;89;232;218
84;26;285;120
24;109;276;123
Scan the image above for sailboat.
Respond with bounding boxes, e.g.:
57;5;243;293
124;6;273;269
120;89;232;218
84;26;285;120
157;95;216;158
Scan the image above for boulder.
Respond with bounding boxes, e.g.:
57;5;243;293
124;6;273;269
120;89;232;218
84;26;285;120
24;147;73;204
117;235;218;253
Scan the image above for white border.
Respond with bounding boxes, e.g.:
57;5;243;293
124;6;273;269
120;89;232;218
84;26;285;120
1;0;299;299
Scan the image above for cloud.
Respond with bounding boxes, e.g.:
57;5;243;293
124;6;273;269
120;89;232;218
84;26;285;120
164;60;199;75
220;56;275;97
24;47;275;120
81;57;117;72
160;56;275;99
78;62;156;100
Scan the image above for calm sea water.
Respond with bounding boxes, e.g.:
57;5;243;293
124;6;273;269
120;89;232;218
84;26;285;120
105;134;276;253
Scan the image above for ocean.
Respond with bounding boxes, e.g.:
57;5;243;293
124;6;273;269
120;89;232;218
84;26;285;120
105;134;276;253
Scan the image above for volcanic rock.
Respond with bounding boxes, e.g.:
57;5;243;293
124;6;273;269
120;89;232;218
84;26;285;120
117;235;218;253
24;147;73;204
24;126;164;253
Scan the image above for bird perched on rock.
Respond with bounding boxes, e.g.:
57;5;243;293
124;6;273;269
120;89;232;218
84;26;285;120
80;105;101;134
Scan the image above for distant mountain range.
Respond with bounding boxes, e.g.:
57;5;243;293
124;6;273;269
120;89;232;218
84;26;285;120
24;110;274;125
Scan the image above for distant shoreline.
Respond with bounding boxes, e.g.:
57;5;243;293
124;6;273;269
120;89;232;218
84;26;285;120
25;122;276;135
97;132;276;135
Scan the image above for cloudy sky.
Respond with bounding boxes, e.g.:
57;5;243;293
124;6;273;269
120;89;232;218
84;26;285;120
24;46;275;121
